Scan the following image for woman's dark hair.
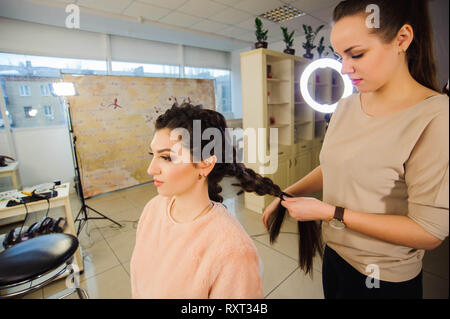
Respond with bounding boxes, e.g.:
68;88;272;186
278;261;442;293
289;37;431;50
443;81;450;97
333;0;440;92
155;103;323;275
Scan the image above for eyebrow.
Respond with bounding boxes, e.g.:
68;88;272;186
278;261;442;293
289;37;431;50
149;148;174;154
335;45;363;58
344;45;362;53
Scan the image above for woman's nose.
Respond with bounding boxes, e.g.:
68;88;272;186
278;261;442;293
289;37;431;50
340;58;354;75
147;158;160;176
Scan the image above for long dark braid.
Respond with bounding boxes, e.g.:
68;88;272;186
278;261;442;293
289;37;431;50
155;103;323;274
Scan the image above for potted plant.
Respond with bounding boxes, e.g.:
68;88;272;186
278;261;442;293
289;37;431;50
302;24;324;59
254;17;268;49
281;26;295;55
317;36;328;59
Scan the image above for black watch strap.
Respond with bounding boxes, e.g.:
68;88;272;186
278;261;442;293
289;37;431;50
334;206;345;222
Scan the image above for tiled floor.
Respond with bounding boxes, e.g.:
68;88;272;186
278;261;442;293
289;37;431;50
0;177;448;299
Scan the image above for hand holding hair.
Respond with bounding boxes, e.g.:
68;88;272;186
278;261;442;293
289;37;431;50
266;192;323;275
280;196;335;222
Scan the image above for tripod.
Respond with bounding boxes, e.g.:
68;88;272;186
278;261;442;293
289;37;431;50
66;103;122;236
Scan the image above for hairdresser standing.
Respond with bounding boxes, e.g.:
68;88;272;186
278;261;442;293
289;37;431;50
263;0;448;298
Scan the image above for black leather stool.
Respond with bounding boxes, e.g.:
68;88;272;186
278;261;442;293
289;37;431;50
0;233;88;299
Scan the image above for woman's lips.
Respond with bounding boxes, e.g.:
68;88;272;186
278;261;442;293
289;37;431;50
352;78;362;85
154;179;164;187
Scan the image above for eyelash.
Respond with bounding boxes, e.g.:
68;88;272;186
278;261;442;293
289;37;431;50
148;152;172;162
337;53;364;62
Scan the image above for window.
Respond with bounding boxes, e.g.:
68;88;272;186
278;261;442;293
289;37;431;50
0;53;107;76
24;106;34;118
0;52;235;128
19;85;30;96
43;105;54;120
111;61;180;78
184;67;232;114
0;109;6;128
0;82;12;128
0;52;108;128
44;105;53;117
40;84;51;96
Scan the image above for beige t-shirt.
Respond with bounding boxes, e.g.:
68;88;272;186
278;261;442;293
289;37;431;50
320;93;449;282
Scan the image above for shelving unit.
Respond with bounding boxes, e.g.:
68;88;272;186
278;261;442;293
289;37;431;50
240;48;343;213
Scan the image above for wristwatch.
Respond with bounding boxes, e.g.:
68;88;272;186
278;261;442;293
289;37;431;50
329;206;346;230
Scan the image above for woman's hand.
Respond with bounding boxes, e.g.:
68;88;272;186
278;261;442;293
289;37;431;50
262;197;281;229
280;196;334;222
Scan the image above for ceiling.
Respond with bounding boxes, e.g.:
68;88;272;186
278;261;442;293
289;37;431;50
0;0;341;51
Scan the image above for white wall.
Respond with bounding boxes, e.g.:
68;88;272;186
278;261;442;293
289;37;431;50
230;46;251;120
0;126;74;188
269;28;333;60
0;131;8;155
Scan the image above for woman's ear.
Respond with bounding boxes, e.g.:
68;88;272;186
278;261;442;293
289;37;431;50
396;24;413;53
199;155;217;176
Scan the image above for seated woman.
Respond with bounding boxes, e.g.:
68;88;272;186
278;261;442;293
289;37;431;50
131;103;289;299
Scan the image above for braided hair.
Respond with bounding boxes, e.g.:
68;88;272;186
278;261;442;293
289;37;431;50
155;103;323;274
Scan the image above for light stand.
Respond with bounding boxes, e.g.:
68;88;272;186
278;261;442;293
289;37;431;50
299;58;353;114
55;83;122;236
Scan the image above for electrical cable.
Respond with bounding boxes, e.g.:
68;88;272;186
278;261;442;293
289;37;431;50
17;201;29;236
44;197;50;218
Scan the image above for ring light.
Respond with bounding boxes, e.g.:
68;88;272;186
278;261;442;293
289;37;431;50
300;58;353;113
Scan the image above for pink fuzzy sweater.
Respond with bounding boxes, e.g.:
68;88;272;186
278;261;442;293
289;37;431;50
130;195;263;299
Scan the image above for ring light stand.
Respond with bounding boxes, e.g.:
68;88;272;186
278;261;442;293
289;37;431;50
300;58;354;114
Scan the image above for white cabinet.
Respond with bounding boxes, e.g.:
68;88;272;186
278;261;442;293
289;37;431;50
240;48;337;214
311;137;324;168
290;151;312;186
273;156;290;191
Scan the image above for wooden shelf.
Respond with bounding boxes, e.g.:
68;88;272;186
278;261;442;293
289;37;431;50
295;120;312;125
268;102;290;105
267;78;289;82
269;123;289;128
